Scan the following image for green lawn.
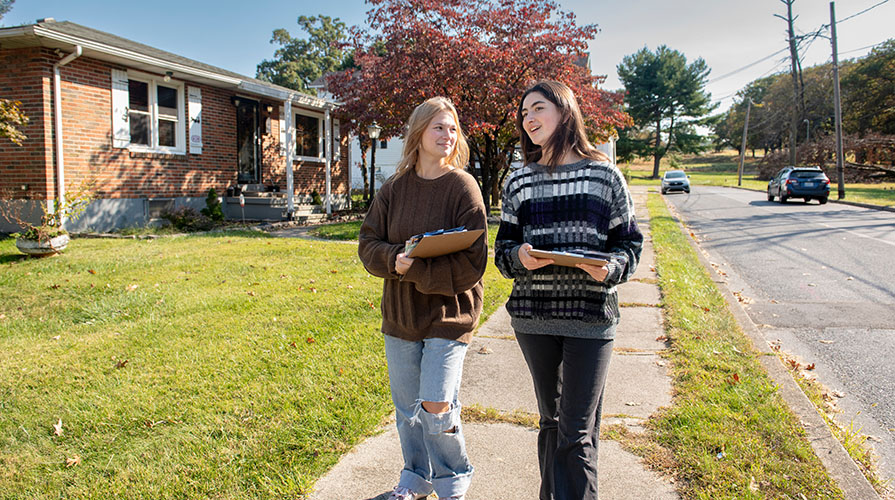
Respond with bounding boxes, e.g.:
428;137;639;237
0;229;511;499
624;152;895;207
645;194;843;498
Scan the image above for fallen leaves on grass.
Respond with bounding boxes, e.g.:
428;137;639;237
53;419;63;436
306;337;316;344
65;455;81;467
126;284;138;292
247;291;256;296
88;269;96;275
655;335;668;342
728;373;741;385
0;313;6;320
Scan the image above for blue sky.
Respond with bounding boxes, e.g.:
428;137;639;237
4;0;893;112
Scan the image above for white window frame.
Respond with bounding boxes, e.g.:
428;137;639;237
294;109;324;163
127;71;186;155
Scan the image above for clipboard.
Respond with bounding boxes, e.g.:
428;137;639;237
405;229;485;258
528;249;611;268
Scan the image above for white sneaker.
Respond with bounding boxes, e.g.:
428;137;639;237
388;485;427;500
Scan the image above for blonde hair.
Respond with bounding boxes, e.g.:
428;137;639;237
394;97;469;177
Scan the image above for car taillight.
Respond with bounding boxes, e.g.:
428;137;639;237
786;179;798;185
823;178;830;185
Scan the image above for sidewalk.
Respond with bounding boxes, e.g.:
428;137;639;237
310;188;678;499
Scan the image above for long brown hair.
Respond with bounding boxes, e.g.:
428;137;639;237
394;97;469;178
516;80;609;168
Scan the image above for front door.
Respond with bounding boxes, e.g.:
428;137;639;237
236;98;260;184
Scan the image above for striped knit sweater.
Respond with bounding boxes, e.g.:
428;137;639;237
494;159;643;339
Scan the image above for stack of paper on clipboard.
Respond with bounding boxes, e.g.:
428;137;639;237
404;226;486;258
527;249;621;268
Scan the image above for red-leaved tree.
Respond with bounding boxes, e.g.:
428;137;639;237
327;0;631;209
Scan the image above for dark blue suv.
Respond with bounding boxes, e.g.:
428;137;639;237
767;166;830;204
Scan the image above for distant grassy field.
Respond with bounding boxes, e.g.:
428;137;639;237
622;151;895;207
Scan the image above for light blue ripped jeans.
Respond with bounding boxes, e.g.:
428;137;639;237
383;334;474;498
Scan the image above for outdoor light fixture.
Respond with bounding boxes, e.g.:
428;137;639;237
231;96;241;107
367;122;382;140
266;104;273;113
163;71;173;82
367;122;382;200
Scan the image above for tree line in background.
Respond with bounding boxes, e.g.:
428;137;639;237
712;39;895;180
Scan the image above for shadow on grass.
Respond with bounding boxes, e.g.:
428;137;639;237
0;252;28;264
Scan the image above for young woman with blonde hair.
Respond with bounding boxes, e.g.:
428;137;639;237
495;81;643;499
358;97;487;500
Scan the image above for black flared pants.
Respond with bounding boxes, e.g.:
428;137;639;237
516;332;614;500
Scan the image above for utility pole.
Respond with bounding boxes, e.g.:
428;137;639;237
737;98;753;187
830;1;846;199
776;0;801;166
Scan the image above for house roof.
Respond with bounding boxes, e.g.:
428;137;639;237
0;20;331;109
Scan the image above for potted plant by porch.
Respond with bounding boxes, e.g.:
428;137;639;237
3;183;95;257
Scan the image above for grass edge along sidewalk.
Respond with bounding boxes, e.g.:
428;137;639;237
644;193;848;499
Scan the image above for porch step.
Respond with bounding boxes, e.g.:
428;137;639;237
294;212;327;224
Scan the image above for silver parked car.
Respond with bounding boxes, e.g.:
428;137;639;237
661;170;690;194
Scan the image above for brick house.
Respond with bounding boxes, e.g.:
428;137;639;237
0;19;349;232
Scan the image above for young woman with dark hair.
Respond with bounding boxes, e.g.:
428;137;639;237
495;81;643;500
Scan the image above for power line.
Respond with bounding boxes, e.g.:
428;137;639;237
708;47;790;83
806;0;891;35
838;0;890;24
711;58;793;105
711;2;891;113
839;39;891;55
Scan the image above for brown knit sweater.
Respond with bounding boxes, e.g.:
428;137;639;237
358;168;488;344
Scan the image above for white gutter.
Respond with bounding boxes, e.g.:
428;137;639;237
32;26;242;86
285;100;294;217
324;107;332;216
53;45;82;226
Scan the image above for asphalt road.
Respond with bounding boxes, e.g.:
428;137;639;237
663;185;895;483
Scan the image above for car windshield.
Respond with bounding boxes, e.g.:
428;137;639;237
665;171;686;179
791;170;826;179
